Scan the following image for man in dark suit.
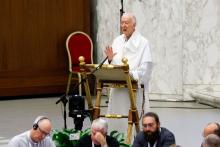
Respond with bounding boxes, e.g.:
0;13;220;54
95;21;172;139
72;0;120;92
76;118;119;147
132;112;176;147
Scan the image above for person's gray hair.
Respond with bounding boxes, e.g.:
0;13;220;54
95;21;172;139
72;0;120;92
33;116;49;125
91;118;108;134
122;12;136;26
204;134;220;147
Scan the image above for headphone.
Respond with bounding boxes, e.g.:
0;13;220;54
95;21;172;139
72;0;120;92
33;116;49;130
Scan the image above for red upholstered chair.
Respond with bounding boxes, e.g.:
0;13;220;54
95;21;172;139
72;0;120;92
65;31;93;95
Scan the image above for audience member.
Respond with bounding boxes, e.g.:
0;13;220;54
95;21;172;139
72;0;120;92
132;112;175;147
76;118;119;147
203;122;220;137
8;116;55;147
203;134;220;147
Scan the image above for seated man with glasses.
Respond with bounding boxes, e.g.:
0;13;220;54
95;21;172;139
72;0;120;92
133;112;176;147
8;116;55;147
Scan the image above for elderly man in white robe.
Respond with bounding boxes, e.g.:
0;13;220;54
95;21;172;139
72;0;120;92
104;13;153;137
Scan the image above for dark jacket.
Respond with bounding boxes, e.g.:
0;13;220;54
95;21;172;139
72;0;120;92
75;134;119;147
132;127;175;147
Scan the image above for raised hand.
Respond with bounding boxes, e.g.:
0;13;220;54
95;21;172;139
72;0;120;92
94;132;107;147
104;45;117;63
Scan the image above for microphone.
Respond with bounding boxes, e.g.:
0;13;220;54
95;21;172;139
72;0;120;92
55;93;67;104
93;56;108;71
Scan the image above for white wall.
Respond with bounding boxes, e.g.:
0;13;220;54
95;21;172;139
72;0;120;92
93;0;220;100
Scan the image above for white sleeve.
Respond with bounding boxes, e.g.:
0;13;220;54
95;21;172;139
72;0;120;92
130;39;153;89
129;62;153;84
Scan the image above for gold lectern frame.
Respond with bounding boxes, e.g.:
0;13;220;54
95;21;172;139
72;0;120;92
79;56;140;144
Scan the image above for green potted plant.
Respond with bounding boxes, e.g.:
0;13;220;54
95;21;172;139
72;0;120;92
110;130;131;147
52;128;131;147
52;128;91;147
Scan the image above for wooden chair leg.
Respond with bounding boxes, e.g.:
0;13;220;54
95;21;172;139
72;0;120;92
133;110;140;133
126;121;133;144
126;109;133;144
93;107;100;120
125;109;140;144
77;73;82;96
93;82;102;120
66;73;72;95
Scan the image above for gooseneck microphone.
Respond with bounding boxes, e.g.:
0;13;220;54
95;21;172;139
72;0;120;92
72;56;108;91
92;56;108;71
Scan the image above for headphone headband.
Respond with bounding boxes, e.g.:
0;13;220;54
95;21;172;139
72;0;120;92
33;116;49;130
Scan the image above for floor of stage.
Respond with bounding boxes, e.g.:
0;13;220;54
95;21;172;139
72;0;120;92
0;96;219;147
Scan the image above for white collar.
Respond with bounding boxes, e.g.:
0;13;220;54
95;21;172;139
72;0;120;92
122;31;141;52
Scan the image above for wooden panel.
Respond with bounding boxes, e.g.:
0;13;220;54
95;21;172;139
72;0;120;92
0;0;91;97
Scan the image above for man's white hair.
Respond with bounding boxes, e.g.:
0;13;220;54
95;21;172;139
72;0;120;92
91;118;108;134
122;12;137;26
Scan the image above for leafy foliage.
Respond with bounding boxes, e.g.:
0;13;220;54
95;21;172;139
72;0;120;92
110;130;131;147
52;128;131;147
52;128;91;147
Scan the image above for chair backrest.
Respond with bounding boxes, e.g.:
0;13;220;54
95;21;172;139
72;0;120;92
66;31;93;72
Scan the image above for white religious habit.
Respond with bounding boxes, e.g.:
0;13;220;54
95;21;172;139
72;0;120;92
105;30;153;136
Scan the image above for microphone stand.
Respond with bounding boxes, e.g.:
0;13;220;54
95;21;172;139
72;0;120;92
55;57;108;129
56;94;68;129
120;0;124;33
120;0;124;18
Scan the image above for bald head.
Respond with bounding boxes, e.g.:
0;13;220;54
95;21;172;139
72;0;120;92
204;122;220;137
38;119;52;132
31;116;52;142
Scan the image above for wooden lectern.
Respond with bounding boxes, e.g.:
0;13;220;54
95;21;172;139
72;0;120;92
79;56;140;144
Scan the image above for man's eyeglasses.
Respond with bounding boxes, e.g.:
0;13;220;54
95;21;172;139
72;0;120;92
38;127;50;136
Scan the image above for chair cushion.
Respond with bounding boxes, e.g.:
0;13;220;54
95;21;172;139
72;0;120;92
67;33;92;72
